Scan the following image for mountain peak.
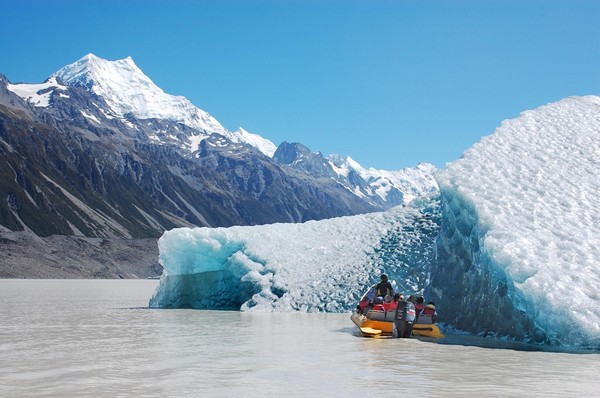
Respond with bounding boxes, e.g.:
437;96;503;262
53;54;227;136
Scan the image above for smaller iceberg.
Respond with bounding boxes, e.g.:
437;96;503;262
149;197;440;312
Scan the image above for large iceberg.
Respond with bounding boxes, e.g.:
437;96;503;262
150;96;600;350
430;96;600;349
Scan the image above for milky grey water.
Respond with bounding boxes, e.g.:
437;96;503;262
0;280;598;397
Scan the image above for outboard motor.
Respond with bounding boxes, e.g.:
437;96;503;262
393;301;416;338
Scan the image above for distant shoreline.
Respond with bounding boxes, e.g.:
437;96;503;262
0;231;161;279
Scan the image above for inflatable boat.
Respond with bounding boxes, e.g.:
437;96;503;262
350;301;445;339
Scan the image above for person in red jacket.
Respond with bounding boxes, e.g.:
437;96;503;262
356;286;375;314
413;296;425;314
420;301;438;323
387;293;404;311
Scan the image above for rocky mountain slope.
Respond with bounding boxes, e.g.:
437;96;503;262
0;54;437;278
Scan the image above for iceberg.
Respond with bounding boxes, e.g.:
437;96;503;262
150;96;600;350
431;96;600;349
149;196;440;312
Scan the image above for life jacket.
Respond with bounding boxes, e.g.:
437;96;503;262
422;304;436;316
414;303;424;314
358;299;370;311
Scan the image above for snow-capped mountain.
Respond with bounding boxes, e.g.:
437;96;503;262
3;53;423;240
5;54;435;214
327;155;438;206
50;54;436;206
53;54;227;135
51;53;277;155
273;141;438;208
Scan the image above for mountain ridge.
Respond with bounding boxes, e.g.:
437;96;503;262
5;53;438;217
2;54;438;250
51;54;438;205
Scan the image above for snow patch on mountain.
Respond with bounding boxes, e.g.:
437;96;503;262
7;77;67;108
233;127;277;158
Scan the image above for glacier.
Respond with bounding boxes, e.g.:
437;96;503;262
150;95;600;351
6;77;67;108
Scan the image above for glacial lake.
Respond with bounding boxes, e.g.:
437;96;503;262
1;279;598;397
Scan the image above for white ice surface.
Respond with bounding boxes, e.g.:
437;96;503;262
151;201;435;312
436;95;600;345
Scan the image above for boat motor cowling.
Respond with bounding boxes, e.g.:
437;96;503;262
393;300;416;338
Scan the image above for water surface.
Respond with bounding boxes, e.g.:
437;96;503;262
1;280;598;397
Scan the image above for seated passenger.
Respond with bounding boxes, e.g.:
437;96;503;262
372;296;385;312
420;301;438;323
357;298;369;314
382;294;393;311
387;293;404;311
414;296;425;315
356;286;375;314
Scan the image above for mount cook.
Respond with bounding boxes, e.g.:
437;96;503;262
0;54;436;278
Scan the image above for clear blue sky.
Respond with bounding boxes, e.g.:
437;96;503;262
1;0;599;170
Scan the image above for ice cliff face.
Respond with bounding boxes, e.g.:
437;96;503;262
149;196;440;312
430;96;600;348
150;95;600;351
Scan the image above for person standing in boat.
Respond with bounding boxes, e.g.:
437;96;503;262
375;274;394;300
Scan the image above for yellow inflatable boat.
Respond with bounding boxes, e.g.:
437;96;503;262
350;306;445;339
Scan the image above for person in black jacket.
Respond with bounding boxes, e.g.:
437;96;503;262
375;274;394;299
